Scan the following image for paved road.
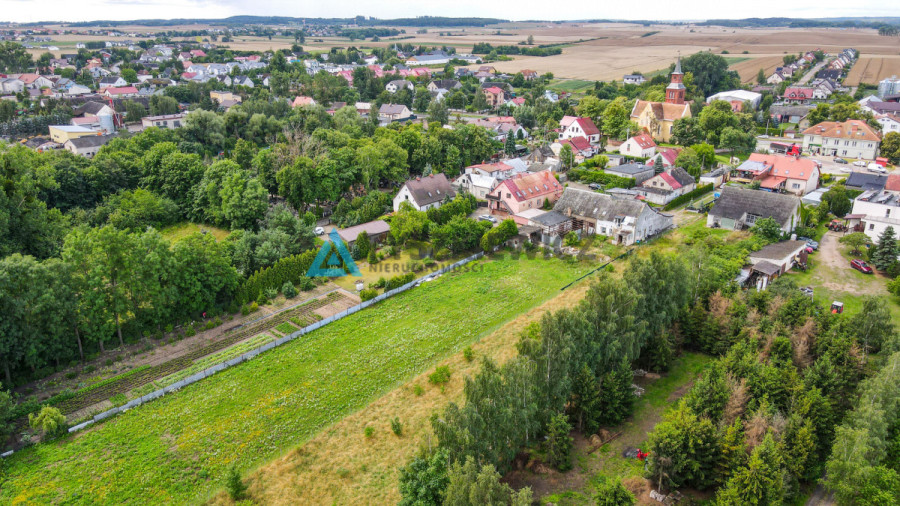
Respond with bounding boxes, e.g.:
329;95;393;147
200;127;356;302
797;59;828;85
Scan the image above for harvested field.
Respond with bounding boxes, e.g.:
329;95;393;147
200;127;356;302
730;56;786;82
844;56;900;86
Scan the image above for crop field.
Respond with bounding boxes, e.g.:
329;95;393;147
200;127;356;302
548;79;595;93
730;56;785;82
844;56;900;86
0;254;592;505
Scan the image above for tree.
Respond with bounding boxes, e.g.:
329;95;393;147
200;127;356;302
123;101;146;122
594;478;635;506
225;464;248;501
675;147;701;178
682;52;740;97
757;68;766;85
882;131;900;164
0;42;33;73
850;297;895;358
716;434;785;505
576;95;603;121
120;68;138;84
601;97;631;139
504;134;516;155
749;217;782;243
149;95;179;116
545;412;573;471
427;98;449;126
471;89;488;111
872;226;899;271
839;232;871;256
653;156;664;174
29;406;66;437
220;170;268;230
691;143;716;169
720;127;755;154
671;117;705;146
570;364;601;433
822;185;852;217
645;404;721;491
399;449;451;506
180;109;226;150
444;456;532;506
596;359;635;425
559;144;575;171
527;34;534;45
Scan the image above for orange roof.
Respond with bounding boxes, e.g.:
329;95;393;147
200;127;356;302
494;170;561;202
801;120;881;142
629;133;657;149
748;153;818;181
631;100;690;121
885;174;900;192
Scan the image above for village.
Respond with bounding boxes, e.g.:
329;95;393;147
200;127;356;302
2;15;900;506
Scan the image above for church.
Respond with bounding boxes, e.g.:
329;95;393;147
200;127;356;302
630;57;692;143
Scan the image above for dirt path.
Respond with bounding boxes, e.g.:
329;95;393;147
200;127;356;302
811;231;888;295
817;231;847;270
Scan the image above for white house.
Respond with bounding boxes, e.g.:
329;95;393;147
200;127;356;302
877;114;900;134
454;173;499;199
623;74;646;85
385;79;413;93
393;173;457;212
706;89;762;111
64;135;114;158
619;133;657;158
141;113;187;130
558;116;600;144
851;181;900;242
801;120;881;160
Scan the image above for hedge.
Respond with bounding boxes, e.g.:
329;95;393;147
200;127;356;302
663;184;715;211
568;168;636;189
236;249;318;304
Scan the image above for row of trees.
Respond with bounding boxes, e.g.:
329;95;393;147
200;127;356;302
400;252;693;504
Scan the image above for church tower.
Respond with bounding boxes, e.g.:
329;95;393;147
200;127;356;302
665;56;686;105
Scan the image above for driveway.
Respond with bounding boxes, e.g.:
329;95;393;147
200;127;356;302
817;231;848;270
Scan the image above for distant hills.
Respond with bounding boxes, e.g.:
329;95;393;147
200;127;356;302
56;16;508;28
698;17;900;28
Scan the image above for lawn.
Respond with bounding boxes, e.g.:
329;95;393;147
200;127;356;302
1;254;593;505
159;222;230;242
723;56;752;66
330;241;467;293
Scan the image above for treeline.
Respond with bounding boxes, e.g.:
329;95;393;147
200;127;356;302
400;252;697;503
471;42;563;57
700;17;900;29
644;281;897;503
338;28;401;40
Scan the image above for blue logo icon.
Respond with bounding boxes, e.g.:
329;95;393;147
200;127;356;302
307;229;362;277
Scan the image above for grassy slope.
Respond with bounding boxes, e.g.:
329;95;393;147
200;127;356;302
1;254;590;505
159;222;231;243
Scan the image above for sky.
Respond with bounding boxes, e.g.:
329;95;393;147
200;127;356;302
1;0;899;24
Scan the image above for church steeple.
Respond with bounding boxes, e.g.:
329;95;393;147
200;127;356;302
665;54;686;105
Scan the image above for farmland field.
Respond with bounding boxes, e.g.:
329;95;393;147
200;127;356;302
844;55;900;86
730;55;785;82
0;254;592;505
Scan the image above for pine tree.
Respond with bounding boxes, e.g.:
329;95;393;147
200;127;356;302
654;155;664;174
872;226;899;271
597;359;635;425
570;364;601;433
505;134;516;155
545;412;573;471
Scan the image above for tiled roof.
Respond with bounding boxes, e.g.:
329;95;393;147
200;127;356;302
404;174;456;206
494;170;561;202
631;100;690;121
801;120;881;143
574;117;600;136
748;154;819;181
709;187;799;225
630;133;656;149
885;174;900;192
561;136;592;152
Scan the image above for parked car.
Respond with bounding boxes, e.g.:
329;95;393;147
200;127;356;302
851;259;874;274
853;160;867;167
478;215;497;224
798;237;818;250
314;226;325;235
811;159;823;168
588;183;602;190
868;163;887;174
834;157;848;164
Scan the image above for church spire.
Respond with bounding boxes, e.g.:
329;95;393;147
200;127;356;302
673;53;683;75
665;54;686;105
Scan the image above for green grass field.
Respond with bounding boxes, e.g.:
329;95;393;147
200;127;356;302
159;222;230;243
724;56;752;66
1;254;592;505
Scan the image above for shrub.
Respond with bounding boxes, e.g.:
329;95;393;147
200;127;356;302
435;248;451;260
368;248;378;264
29;406;66;437
225;464;247;500
297;276;315;291
364;426;375;438
663;184;714;211
65;371;77;380
184;326;196;337
391;417;403;436
423;257;436;268
84;365;96;374
373;277;386;289
249;302;259;313
164;324;174;333
256;294;268;306
428;365;452;385
241;304;250;316
385;272;415;290
564;231;580;247
281;282;298;298
104;358;113;367
410;260;423;272
413;384;424;396
264;287;278;300
594;477;635;505
360;288;378;302
463;346;474;362
205;320;216;330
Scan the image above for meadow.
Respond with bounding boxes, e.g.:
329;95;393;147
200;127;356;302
0;253;592;505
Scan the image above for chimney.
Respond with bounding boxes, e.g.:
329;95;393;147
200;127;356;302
416;177;420;181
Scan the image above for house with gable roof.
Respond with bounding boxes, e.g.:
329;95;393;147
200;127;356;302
544;188;672;245
620;133;657;158
486;170;563;215
647;147;680;169
801;119;881;160
558;116;600;144
707;186;800;233
636;167;696;205
393;173;457;212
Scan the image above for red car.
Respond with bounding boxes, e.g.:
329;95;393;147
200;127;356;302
851;259;874;274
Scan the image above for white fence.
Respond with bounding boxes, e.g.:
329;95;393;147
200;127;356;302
64;251;485;435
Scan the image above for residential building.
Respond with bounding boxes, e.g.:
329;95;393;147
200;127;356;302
141;113;186;129
553;136;596;161
393;174;456;212
745;153;820;196
769;104;813;125
844;172;887;192
636;167;696;205
851;184;900;242
453;172;499;199
783;87;816;104
99;76;127;87
707;186;800;233
623;74;646;85
748;240;810;290
558;116;600;144
466;162;517;179
604;162;654;185
102;86;139;98
385;79;413;94
335;220;390;248
0;77;24;94
378;104;412;123
879;76;900;99
482;86;505;108
801;120;881;160
630;57;691;142
619;133;657;158
647;147;680;169
427;79;461;92
546;188;672;245
486;170;563;215
291;96;316;107
75;101;117;133
64;134;114;158
876;113;900;134
211;91;240;104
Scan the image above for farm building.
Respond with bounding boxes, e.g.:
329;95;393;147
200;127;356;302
707;187;800;234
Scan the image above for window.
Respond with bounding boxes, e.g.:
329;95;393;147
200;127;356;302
506;193;511;199
870;223;875;230
792;183;800;189
888;209;892;218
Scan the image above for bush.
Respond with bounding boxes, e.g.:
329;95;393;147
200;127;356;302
241;304;251;316
435;248;451;260
373;277;386;289
225;464;247;500
29;406;66;437
391;417;403;436
368;249;378;264
249;301;259;313
256;294;268;306
297;276;315;291
184;326;196;337
463;346;474;362
594;478;635;506
264;287;278;300
428;365;452;385
360;288;378;302
204;320;216;330
364;426;375;438
663;184;714;210
281;282;298;298
568;168;635;189
564;231;580;247
385;272;415;290
413;384;424;396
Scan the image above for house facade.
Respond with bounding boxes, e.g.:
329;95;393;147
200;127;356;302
550;188;673;245
619;133;657;158
851;185;900;242
141;113;186;129
558;116;600;144
746;153;820;196
454;173;499;199
393;173;457;212
801;120;881;160
379;104;412;123
636;167;696;205
707;187;800;233
487;170;563;215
